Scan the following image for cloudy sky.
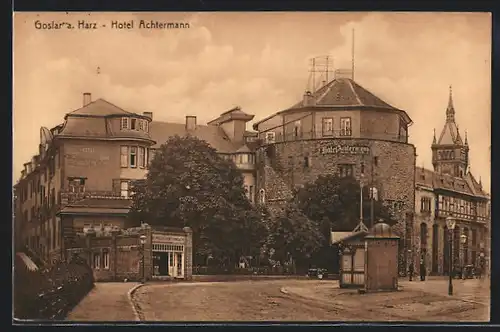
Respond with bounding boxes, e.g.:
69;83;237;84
13;12;491;191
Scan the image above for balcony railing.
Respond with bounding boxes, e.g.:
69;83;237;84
259;130;408;145
60;190;126;206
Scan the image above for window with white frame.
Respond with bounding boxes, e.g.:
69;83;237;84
129;147;137;168
340;117;352;136
322;118;334;136
144;120;149;132
120;146;128;167
139;147;145;168
120;181;129;198
131;118;137;130
103;251;110;269
266;132;276;144
93;252;101;269
138;119;144;131
121;117;129;129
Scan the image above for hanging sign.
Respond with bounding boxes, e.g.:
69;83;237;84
320;145;370;155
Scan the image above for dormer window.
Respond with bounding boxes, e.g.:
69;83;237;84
131;118;137;130
138;119;144;131
121;117;129;129
144;120;149;132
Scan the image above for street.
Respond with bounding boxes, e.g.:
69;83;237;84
131;277;489;322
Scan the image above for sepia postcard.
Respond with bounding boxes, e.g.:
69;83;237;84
13;11;491;323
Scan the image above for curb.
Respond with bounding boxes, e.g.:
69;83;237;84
127;283;145;321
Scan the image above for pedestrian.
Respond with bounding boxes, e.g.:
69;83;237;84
408;262;414;281
420;256;426;281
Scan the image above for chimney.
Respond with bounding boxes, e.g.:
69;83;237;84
143;111;153;120
186;116;197;131
303;91;314;106
83;92;92;106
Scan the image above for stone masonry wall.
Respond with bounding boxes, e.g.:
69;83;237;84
256;138;416;227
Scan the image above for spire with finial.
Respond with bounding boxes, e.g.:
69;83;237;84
465;130;468;145
446;85;455;122
432;128;436;144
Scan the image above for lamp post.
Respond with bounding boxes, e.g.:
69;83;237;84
140;235;147;284
460;234;467;279
408;249;413;281
446;216;456;295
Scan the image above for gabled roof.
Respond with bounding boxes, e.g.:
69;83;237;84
65;99;136;119
149;121;239;153
415;166;488;198
288;78;400;111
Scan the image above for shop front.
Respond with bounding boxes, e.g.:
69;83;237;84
150;229;192;280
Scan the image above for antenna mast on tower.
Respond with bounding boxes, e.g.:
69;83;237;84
351;28;355;81
307;55;335;94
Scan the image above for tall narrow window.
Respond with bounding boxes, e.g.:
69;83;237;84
120;181;129;198
322;118;334;136
103;251;110;269
144;120;149;132
138;119;144;131
120;146;128;167
340;117;352;136
131;118;137;130
121;117;129;129
294;121;301;138
130;147;137;168
249;186;254;203
93;253;101;269
138;147;145;168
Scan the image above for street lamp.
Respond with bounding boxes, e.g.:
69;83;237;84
460;234;467;279
408;249;413;281
446;216;456;295
140;235;147;284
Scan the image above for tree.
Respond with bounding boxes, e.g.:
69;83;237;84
129;135;266;266
267;204;323;270
294;174;396;235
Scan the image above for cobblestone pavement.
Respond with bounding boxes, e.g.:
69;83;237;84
66;282;139;321
131;278;489;322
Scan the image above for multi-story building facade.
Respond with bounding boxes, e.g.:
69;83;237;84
414;88;490;275
14;93;258;264
252;70;416;273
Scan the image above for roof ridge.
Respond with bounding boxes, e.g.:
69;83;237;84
347;79;363;105
316;80;335;104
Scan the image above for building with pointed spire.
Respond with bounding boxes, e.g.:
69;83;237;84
414;86;489;276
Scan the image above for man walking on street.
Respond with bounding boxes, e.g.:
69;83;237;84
419;254;426;281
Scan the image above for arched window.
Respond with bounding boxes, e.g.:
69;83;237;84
259;189;266;204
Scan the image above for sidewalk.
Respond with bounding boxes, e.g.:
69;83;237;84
66;282;139;321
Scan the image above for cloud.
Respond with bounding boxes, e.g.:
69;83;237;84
13;12;491;190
